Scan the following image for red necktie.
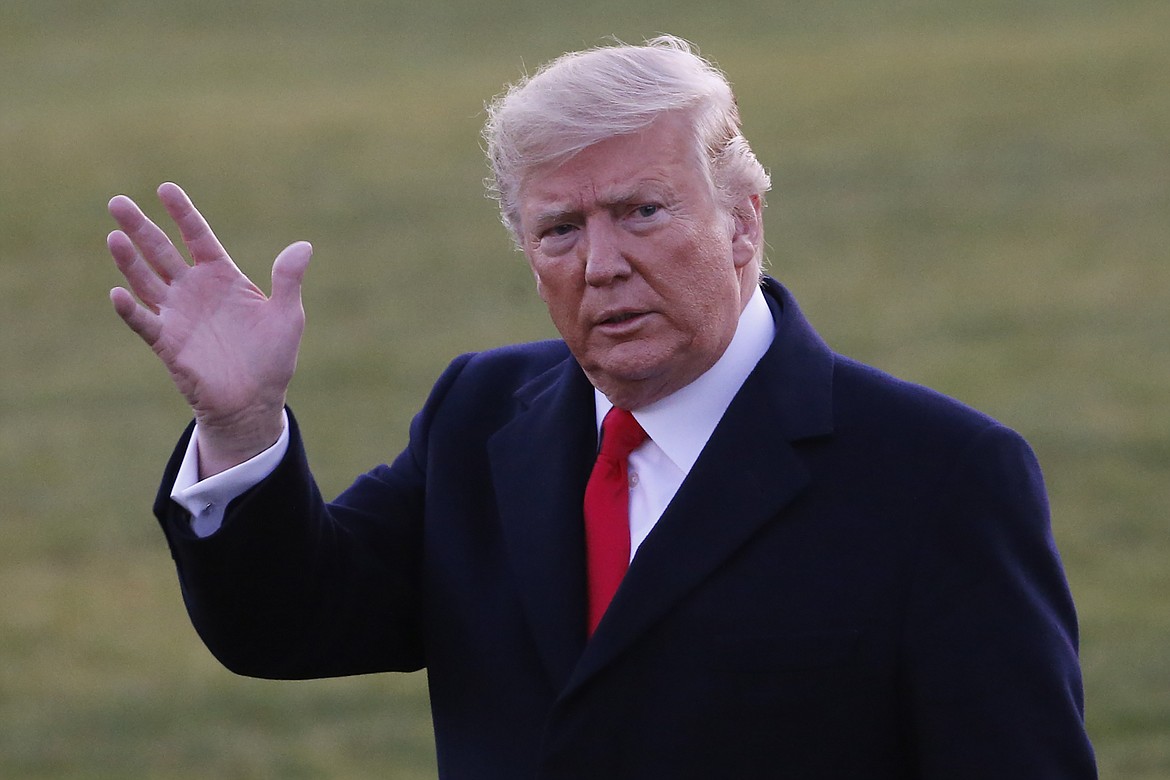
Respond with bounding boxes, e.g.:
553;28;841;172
584;407;647;636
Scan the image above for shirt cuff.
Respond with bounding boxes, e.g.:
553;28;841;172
170;409;291;538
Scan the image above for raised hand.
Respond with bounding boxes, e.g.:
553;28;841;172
107;182;312;476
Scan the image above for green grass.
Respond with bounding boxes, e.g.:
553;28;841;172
2;0;1167;776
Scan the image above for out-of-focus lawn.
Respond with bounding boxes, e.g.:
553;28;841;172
1;1;1166;776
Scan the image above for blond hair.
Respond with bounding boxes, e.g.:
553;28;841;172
483;35;771;244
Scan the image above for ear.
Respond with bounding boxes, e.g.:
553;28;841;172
730;194;763;270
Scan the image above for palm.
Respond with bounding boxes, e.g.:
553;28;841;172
108;183;311;465
152;261;294;420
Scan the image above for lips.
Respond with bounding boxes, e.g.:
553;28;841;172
593;309;652;334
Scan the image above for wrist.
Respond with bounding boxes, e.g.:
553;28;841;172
194;404;286;478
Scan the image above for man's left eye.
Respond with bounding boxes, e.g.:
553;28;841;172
635;204;659;218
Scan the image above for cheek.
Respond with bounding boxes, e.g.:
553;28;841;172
670;243;741;328
527;254;560;305
531;264;581;322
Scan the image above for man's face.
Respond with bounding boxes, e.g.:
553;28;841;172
517;113;761;410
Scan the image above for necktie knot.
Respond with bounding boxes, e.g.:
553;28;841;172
598;407;647;462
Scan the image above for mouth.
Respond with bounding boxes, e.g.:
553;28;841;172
602;312;644;325
593;309;652;335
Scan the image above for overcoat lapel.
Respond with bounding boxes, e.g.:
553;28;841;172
562;279;837;697
488;357;598;690
488;280;835;699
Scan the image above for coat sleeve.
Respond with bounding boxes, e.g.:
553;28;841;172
903;423;1097;778
152;353;476;680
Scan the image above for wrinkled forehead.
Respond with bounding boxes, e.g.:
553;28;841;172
516;116;711;222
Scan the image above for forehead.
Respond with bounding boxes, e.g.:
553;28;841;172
517;115;707;220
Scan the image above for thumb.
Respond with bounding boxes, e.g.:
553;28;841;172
270;241;312;307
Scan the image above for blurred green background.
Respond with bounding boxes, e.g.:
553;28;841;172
1;0;1167;776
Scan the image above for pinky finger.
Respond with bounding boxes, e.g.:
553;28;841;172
110;287;163;346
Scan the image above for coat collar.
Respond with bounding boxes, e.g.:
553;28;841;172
488;278;836;695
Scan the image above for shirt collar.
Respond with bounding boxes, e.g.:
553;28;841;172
594;283;775;474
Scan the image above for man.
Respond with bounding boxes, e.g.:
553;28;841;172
107;36;1097;778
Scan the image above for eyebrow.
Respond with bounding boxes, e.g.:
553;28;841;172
529;183;671;229
600;182;670;209
531;206;577;226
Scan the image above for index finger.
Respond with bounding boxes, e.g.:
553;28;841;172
156;182;235;267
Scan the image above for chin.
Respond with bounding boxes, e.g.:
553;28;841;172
590;365;679;409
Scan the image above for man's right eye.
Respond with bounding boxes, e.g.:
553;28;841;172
537;224;577;255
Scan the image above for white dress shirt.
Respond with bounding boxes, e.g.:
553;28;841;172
172;285;774;540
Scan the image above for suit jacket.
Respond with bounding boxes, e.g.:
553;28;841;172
154;278;1096;779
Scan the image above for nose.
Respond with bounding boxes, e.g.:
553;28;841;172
581;217;632;287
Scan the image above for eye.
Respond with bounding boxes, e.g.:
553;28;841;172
634;204;659;219
535;222;578;256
